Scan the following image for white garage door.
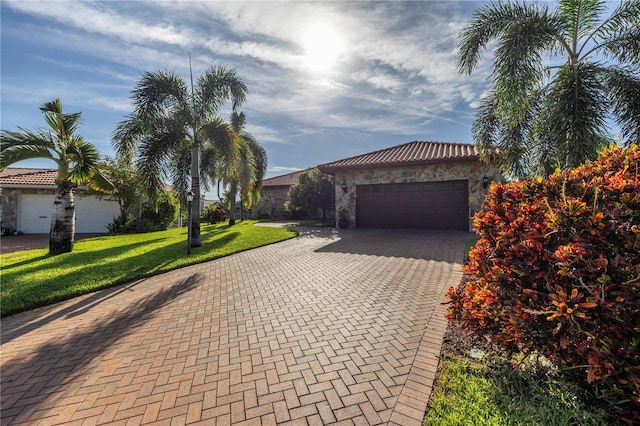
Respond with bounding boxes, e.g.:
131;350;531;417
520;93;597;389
19;193;120;234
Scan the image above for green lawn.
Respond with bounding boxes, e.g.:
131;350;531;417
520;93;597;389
1;221;296;317
424;356;613;426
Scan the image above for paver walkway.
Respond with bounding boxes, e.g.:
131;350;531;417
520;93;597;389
1;228;468;425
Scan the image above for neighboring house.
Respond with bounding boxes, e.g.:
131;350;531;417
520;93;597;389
0;168;120;234
318;141;500;231
251;168;313;219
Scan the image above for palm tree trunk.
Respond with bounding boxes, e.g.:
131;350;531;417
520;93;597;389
229;197;237;226
190;143;202;247
49;184;75;255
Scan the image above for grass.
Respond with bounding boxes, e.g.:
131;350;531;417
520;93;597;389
1;221;297;317
464;236;480;263
424;356;614;426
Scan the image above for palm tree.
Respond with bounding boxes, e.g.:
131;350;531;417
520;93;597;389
243;137;268;218
230;112;267;221
203;112;266;225
458;0;640;178
113;66;247;247
0;99;113;254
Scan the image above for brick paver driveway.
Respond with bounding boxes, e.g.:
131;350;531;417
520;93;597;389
1;228;468;425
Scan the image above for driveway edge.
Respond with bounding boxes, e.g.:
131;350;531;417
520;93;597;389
388;259;464;425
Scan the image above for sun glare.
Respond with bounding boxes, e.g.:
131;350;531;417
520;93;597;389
300;24;345;73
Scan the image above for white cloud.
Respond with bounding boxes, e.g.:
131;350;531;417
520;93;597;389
2;0;495;172
5;0;191;46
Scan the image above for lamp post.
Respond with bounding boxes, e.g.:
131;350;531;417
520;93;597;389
187;191;194;255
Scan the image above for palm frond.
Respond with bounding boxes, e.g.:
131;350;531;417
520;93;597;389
457;2;555;75
66;136;100;182
231;111;246;133
558;0;606;46
596;27;640;66
493;10;559;123
546;63;611;168
135;123;186;198
527;91;562;177
246;136;267;190
198;66;248;116
85;164;116;194
590;0;640;42
40;99;82;144
604;66;640;145
472;92;501;163
168;140;192;196
112;115;146;162
200;143;220;189
132;71;189;118
201;117;241;186
499;121;530;180
0;129;58;170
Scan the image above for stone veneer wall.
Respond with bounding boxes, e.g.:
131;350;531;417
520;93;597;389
333;160;500;231
251;186;291;219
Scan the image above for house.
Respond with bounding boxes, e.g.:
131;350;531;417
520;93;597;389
0;168;120;234
317;141;500;231
251;168;313;219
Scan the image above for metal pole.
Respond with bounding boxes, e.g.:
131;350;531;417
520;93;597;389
187;198;192;255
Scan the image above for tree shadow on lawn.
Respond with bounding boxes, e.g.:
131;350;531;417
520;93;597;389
0;273;202;424
1;232;240;339
1;237;169;274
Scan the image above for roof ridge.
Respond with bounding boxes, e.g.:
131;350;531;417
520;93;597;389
263;167;314;182
317;141;478;172
318;141;474;168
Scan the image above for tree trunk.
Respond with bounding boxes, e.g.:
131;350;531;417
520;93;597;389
49;184;75;255
190;143;202;247
229;197;237;226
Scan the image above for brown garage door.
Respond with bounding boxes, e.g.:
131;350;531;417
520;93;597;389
356;181;469;230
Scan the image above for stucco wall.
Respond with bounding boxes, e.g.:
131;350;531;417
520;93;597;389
251;186;290;219
333;160;500;231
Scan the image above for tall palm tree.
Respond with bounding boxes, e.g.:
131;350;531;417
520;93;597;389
230;112;267;221
243;137;268;218
113;66;247;247
0;99;113;254
204;112;266;225
458;0;640;178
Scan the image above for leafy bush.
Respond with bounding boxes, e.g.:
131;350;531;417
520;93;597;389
285;168;334;221
446;145;640;421
201;204;227;224
108;191;179;234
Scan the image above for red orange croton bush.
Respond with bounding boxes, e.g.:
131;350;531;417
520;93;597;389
446;145;640;421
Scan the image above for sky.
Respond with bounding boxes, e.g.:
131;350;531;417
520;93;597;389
1;0;495;196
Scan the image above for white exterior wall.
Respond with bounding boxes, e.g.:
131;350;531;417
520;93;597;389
17;193;119;234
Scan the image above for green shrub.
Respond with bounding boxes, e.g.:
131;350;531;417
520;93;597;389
108;191;179;233
446;145;640;421
201;204;227;224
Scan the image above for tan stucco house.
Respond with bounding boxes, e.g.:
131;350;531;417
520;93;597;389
0;168;120;234
317;141;500;231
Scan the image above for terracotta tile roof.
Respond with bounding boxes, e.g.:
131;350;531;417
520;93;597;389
262;168;314;188
317;141;478;172
0;168;57;187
